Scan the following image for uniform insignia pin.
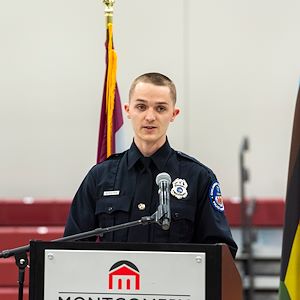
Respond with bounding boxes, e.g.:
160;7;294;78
171;178;188;199
138;203;146;210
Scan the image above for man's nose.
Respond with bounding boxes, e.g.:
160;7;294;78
145;109;156;121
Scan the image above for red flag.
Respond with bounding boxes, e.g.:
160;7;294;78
97;23;123;163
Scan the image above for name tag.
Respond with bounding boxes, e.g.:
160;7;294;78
103;190;120;196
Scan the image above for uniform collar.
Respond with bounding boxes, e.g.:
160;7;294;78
127;139;172;171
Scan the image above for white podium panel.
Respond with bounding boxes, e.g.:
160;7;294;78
44;249;205;300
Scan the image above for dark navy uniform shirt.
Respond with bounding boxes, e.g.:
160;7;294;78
64;140;237;257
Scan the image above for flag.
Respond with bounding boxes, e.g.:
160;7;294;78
97;22;123;163
279;85;300;299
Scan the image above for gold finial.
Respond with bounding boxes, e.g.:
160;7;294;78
103;0;115;25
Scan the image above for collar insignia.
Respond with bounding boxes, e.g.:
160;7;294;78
171;178;188;199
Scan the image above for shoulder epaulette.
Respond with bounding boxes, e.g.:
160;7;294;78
176;151;201;164
176;151;214;174
106;150;127;161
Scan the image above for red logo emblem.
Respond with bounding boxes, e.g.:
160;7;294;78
108;260;140;291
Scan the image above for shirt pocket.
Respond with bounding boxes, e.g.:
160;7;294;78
95;196;131;240
168;201;196;242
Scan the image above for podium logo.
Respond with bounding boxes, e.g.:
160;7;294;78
108;260;140;291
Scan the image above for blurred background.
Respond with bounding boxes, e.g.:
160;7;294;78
1;0;300;299
1;0;299;199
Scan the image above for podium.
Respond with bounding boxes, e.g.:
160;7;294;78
29;241;242;300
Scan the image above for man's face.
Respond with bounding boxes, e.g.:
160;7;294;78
124;82;179;149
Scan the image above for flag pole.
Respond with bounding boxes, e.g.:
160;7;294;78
103;0;114;25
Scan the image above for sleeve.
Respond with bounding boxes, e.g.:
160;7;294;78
63;166;99;241
193;170;238;258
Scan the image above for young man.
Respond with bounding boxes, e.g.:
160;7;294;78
64;72;237;257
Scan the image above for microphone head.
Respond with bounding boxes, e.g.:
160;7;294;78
156;172;171;185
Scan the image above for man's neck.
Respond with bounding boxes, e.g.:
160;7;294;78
134;138;166;157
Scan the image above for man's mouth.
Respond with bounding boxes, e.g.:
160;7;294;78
143;126;156;129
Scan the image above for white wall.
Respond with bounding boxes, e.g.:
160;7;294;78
0;0;299;199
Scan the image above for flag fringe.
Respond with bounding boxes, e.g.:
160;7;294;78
105;23;117;157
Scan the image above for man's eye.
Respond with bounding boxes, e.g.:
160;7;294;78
136;104;146;111
156;106;167;112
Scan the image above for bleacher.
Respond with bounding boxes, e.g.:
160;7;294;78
226;199;283;300
0;198;284;300
0;199;70;300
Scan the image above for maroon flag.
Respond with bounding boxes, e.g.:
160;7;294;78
97;23;123;163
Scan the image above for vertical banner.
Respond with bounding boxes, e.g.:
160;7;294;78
279;85;300;300
97;1;123;163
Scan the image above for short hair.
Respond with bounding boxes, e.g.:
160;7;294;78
129;72;177;104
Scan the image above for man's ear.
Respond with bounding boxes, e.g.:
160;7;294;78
171;107;180;122
124;103;131;119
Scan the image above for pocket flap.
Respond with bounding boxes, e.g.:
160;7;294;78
96;196;131;215
171;201;195;222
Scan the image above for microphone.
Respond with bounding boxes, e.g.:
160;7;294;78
156;172;171;230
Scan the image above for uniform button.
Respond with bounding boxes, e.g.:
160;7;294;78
138;203;146;210
174;212;180;218
107;206;113;212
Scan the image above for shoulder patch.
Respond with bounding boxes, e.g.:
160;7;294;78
209;182;224;212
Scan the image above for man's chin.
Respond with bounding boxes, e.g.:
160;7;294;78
139;134;166;144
